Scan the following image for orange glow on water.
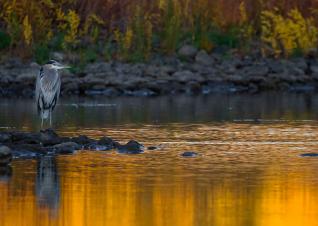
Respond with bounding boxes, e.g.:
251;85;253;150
1;123;318;226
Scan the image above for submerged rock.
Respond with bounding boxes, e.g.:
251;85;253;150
181;151;199;157
300;153;318;157
53;142;81;154
147;146;158;150
116;140;144;154
0;145;12;166
71;135;95;145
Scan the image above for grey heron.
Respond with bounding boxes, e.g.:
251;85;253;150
35;60;69;127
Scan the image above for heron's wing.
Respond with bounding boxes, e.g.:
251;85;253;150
39;68;61;110
51;74;61;111
35;67;44;113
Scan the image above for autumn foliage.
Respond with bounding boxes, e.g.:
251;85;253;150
0;0;318;61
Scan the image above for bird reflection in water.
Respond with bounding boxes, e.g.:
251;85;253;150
35;156;60;215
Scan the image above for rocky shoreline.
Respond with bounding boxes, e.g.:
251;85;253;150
2;46;318;97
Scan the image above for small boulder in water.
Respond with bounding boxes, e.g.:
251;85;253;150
40;128;63;146
181;151;199;158
71;135;95;145
53;142;80;154
300;153;318;157
98;136;116;148
0;145;12;166
116;140;144;154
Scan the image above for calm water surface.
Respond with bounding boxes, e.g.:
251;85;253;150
1;93;318;226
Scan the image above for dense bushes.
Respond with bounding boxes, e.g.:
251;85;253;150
0;0;318;63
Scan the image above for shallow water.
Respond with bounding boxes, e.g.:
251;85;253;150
1;93;318;226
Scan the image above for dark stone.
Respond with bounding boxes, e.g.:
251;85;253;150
98;137;115;148
0;132;11;143
87;143;113;151
147;146;158;150
11;131;41;144
53;142;80;154
195;50;213;66
71;135;95;145
181;152;199;157
0;145;12;166
300;153;318;157
116;140;144;154
40;128;63;146
178;45;198;59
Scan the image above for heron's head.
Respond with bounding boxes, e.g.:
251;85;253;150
45;60;69;70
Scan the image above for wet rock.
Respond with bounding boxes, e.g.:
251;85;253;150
116;140;144;154
178;45;198;59
87;136;116;151
0;132;11;143
11;131;41;145
172;70;203;83
245;65;269;77
53;142;80;154
300;153;318;157
195;50;213;66
0;146;12;166
71;135;95;145
40;129;63;146
181;151;199;157
98;137;115;147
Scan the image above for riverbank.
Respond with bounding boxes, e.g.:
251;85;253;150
1;47;318;97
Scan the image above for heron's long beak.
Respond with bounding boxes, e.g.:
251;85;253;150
55;64;70;70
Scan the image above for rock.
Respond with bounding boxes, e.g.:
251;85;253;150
245;65;269;77
84;62;112;74
71;135;95;145
40;129;63;146
195;50;213;66
0;132;11;143
172;70;204;83
53;142;80;154
0;146;12;166
181;151;199;157
147;146;158;150
52;52;64;61
87;136;116;151
11;131;41;144
10;144;48;157
291;58;308;71
98;137;115;147
116;140;144;154
300;153;318;157
178;45;198;59
268;60;285;74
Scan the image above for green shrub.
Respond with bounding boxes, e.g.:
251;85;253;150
0;31;11;50
34;43;50;64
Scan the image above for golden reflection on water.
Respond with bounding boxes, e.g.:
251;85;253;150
1;123;318;226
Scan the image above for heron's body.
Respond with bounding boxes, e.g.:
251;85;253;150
35;60;68;127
